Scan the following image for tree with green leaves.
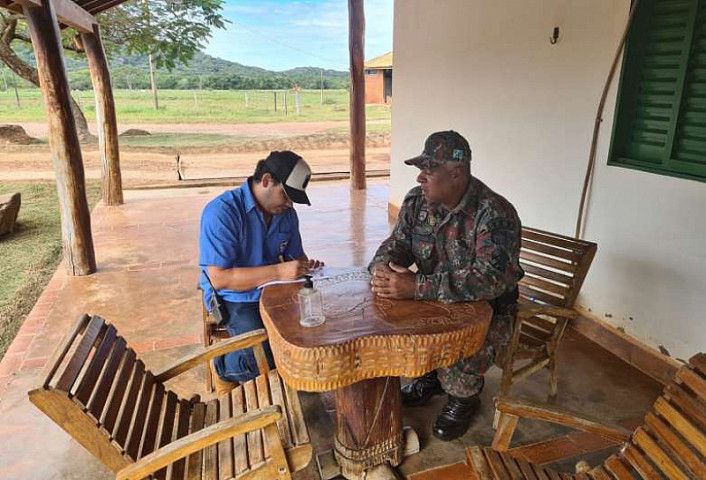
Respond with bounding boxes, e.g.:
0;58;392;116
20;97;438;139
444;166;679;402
0;0;226;138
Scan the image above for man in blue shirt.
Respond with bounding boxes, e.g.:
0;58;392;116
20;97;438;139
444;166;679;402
199;150;323;395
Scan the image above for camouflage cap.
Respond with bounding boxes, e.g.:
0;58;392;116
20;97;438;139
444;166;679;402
404;130;472;169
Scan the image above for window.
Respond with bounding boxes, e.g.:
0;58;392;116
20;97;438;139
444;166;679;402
609;0;706;182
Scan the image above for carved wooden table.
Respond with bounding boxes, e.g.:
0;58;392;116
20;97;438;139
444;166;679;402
259;270;492;480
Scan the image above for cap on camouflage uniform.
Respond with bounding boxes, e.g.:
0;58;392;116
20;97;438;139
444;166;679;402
404;130;472;170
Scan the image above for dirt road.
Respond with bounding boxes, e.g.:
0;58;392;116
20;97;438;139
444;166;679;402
0;147;391;186
16;120;389;139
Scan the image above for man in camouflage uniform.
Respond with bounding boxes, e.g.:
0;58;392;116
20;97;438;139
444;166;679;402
369;130;523;441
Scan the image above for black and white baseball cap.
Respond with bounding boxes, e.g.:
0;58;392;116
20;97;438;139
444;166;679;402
264;151;312;205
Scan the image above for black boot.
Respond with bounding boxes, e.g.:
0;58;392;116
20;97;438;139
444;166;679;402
401;370;444;407
432;395;481;441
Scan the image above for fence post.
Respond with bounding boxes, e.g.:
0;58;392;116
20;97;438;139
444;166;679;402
284;90;288;116
245;91;249;109
273;90;277;112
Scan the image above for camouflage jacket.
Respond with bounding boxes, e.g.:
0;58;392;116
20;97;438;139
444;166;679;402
369;177;524;303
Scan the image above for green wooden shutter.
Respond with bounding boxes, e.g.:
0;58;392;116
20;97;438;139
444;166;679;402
670;2;706;175
609;0;706;182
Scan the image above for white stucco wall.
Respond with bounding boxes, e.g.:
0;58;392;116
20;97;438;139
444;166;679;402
390;0;706;359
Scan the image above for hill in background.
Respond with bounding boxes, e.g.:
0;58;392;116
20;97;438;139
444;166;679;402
9;44;349;91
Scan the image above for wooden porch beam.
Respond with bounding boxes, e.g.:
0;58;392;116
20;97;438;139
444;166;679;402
23;0;96;276
348;0;366;190
81;24;123;206
13;0;97;33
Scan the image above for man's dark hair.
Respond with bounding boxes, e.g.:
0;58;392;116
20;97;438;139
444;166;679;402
253;159;281;183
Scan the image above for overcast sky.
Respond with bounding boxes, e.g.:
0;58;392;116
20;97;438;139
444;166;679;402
204;0;394;71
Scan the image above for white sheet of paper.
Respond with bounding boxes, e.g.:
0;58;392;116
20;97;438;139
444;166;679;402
257;266;368;289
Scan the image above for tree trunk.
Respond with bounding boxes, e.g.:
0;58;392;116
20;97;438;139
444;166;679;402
148;53;158;110
70;94;93;141
22;0;96;276
0;38;93;141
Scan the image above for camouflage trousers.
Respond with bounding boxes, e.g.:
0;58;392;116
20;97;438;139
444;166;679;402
437;310;515;398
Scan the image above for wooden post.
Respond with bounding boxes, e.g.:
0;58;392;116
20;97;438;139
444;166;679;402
23;0;96;276
81;24;123;206
348;0;366;190
284;90;288;116
273;90;277;112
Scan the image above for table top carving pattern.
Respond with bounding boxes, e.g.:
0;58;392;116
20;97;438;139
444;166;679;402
260;272;493;391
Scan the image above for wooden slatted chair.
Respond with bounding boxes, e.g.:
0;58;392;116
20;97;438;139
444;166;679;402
497;227;597;397
468;353;706;480
29;314;313;480
199;285;230;393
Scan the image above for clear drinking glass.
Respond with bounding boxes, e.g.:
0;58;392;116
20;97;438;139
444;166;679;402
298;276;325;327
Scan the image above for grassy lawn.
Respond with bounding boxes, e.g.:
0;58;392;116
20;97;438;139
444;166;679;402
0;181;101;359
119;133;239;148
118;122;391;149
326;122;391;135
0;89;392;124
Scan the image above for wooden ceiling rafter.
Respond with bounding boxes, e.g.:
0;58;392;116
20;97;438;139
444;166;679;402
0;0;136;33
3;0;98;33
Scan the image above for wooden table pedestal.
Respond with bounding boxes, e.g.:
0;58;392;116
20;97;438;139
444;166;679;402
334;376;404;479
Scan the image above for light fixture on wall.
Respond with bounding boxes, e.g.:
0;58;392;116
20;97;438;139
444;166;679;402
550;26;560;44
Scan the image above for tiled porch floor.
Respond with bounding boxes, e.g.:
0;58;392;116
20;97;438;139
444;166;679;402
0;179;663;480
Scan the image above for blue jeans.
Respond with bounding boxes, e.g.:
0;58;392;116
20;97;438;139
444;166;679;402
213;301;275;383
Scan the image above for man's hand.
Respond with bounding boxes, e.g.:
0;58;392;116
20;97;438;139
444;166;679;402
371;262;416;299
307;258;325;270
278;259;311;281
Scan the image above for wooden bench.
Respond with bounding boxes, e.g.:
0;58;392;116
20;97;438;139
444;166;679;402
468;353;706;480
29;314;313;480
497;227;597;397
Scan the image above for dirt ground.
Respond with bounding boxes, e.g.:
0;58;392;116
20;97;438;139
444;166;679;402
16;120;388;139
0;147;391;186
0;121;391;187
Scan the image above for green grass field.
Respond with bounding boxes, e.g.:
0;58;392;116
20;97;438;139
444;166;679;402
117;124;391;149
0;88;391;124
0;182;101;359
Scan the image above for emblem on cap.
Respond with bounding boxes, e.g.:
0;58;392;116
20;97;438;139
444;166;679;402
404;130;472;169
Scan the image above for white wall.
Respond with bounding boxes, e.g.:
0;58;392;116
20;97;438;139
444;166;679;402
391;0;706;359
